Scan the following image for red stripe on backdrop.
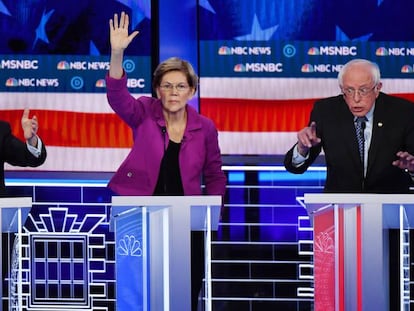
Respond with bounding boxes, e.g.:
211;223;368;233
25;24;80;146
200;93;414;132
396;93;414;102
2;93;413;147
2;110;133;148
200;98;315;132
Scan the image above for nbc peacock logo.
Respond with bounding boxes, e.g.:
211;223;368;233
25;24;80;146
5;78;18;87
218;46;231;55
307;47;319;55
401;65;413;73
95;79;106;88
57;61;70;70
233;64;246;72
375;47;388;56
301;64;314;73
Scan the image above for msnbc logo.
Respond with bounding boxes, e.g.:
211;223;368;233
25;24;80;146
95;79;106;88
57;61;70;70
375;47;388;56
301;64;314;73
5;78;18;87
401;65;413;73
234;64;246;72
307;47;319;55
218;46;231;55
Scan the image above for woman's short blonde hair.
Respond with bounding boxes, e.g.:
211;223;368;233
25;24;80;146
152;57;198;91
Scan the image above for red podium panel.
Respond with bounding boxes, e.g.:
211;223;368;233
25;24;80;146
304;194;414;311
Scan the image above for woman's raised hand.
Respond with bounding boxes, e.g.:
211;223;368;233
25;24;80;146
109;12;139;52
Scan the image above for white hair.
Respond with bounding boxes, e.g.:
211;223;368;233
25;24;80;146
338;59;381;87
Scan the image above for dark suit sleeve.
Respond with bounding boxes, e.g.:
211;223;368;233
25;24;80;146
0;121;47;168
403;99;414;184
404;101;414;155
284;101;323;174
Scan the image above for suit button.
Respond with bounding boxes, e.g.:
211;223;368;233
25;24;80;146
127;172;132;177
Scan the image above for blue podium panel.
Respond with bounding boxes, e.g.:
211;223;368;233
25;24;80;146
112;207;146;311
111;196;222;311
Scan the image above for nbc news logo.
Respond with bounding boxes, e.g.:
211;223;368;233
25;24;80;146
376;47;414;56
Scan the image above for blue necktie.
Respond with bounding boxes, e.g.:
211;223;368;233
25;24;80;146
355;116;367;163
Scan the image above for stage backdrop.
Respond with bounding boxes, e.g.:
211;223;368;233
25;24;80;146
2;0;414;171
1;0;151;172
198;0;414;155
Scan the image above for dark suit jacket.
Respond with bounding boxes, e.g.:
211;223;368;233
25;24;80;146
284;93;414;193
0;121;47;196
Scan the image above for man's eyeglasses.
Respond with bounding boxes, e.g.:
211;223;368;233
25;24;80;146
342;85;377;97
159;83;190;92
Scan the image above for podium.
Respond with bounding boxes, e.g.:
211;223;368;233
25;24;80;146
110;195;222;311
0;197;32;311
303;193;414;311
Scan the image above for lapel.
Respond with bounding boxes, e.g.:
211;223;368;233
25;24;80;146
182;105;202;143
366;95;386;174
336;98;362;168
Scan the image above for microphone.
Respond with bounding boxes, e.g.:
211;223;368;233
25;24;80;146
361;120;366;143
160;126;167;193
161;126;167;151
360;119;366;187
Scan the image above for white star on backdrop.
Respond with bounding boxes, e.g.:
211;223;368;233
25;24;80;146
234;14;279;41
199;0;216;14
32;9;55;49
336;26;372;41
0;0;10;15
116;0;151;29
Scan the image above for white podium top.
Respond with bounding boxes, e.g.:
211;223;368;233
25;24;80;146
112;195;222;206
0;197;32;208
111;195;222;230
304;193;414;204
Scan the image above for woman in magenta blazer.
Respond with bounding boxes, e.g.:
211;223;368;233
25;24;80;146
106;12;226;199
106;12;226;311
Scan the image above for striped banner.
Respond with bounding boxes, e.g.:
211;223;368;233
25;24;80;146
3;78;414;171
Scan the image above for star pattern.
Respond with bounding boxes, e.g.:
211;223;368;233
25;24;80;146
0;0;10;16
0;0;411;55
199;0;216;14
32;9;55;49
234;14;279;41
89;41;100;56
116;0;151;29
336;26;373;41
198;0;411;42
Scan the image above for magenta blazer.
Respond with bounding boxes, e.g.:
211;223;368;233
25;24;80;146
106;73;226;197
